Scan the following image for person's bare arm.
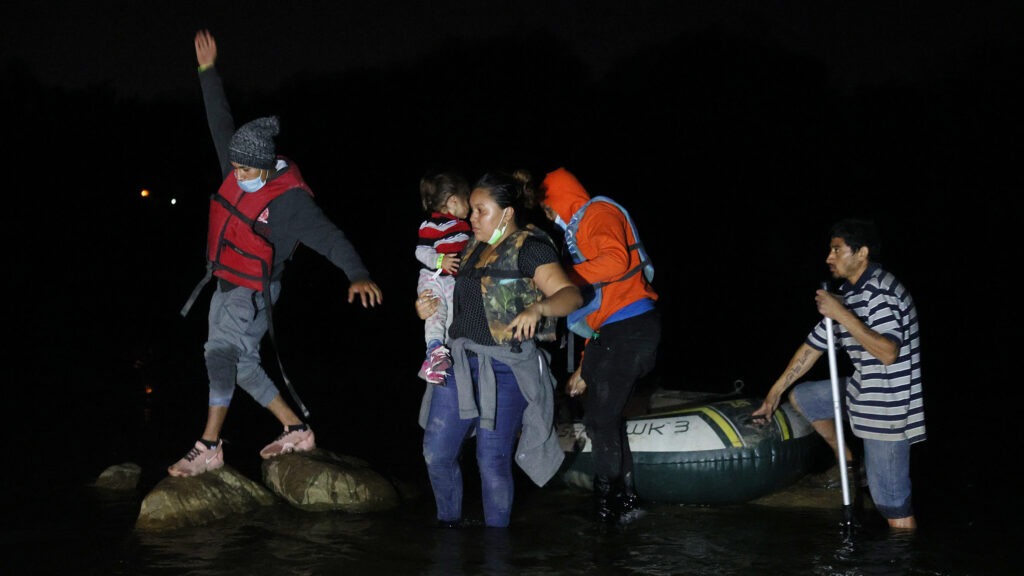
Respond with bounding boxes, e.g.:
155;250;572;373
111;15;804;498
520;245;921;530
752;342;823;419
506;262;582;341
817;289;897;364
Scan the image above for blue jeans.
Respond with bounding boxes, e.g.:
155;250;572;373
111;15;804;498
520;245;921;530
422;357;527;527
790;378;914;518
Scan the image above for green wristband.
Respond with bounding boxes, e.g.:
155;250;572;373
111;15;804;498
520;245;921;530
198;63;214;73
436;254;445;270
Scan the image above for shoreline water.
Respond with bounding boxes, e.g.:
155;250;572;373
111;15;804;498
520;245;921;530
10;302;1018;575
9;458;1018;576
8;386;1018;575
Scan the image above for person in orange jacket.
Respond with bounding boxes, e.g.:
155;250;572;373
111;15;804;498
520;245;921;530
539;167;660;524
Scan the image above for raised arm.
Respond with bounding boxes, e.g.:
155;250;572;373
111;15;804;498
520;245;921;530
194;29;234;178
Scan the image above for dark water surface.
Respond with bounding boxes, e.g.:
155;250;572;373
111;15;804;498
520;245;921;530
8;285;1019;576
10;470;1017;576
8;353;1019;576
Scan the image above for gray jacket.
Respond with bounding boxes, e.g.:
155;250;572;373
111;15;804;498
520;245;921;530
419;336;565;486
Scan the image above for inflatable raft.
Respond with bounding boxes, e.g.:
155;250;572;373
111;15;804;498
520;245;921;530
556;395;831;504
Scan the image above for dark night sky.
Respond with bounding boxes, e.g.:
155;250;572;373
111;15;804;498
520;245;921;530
5;1;718;99
3;2;1016;99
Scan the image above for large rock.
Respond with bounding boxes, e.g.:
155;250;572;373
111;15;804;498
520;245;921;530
261;449;400;512
94;462;142;491
135;466;276;531
132;449;405;531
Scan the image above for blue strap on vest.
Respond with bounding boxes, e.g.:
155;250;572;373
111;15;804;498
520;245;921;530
564;196;654;339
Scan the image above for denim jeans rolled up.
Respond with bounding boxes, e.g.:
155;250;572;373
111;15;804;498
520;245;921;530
791;378;915;518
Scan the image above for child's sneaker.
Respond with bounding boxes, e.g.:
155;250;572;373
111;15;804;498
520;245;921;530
168;439;224;477
418;358;431;381
429;345;453;373
425;365;447;386
260;425;315;459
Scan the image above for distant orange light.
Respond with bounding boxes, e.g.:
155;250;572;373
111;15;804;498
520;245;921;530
140;189;150;198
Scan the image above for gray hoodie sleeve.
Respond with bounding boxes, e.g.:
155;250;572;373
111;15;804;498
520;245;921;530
198;67;235;180
269;189;371;282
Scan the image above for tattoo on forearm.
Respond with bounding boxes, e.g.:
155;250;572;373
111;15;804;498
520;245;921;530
785;349;814;387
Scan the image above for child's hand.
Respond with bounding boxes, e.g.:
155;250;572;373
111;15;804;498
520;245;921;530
442;254;461;275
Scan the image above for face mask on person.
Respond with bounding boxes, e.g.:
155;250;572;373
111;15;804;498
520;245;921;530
238;172;266;193
487;208;510;245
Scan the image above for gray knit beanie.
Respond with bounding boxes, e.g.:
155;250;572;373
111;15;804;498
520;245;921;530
229;116;279;169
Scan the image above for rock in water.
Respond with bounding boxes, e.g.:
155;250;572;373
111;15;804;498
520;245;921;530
261;449;400;512
135;466;276;531
94;462;142;491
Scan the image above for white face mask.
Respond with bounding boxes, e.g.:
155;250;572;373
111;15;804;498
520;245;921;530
487;208;510;245
238;172;266;193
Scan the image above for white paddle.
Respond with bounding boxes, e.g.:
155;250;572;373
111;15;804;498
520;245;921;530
822;282;854;527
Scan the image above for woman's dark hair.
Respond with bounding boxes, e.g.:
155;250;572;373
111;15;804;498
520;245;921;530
830;218;882;260
420;171;469;212
473;169;540;227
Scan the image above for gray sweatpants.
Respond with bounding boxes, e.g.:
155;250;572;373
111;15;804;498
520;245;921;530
203;280;282;407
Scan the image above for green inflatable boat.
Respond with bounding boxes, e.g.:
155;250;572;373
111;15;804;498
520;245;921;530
556;395;831;504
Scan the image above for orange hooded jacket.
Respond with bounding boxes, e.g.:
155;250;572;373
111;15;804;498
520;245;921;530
540;167;658;335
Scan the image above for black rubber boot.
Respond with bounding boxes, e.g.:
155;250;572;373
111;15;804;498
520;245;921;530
618;471;645;524
594;476;621;524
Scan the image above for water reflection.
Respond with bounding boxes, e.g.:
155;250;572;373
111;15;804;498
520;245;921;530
10;477;1016;576
16;364;1018;576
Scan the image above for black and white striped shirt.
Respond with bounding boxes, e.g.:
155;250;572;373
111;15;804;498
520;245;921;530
808;263;926;443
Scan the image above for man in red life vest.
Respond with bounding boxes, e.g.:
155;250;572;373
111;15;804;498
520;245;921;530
168;30;383;477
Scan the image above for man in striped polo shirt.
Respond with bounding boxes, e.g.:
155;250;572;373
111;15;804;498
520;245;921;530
753;218;925;530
